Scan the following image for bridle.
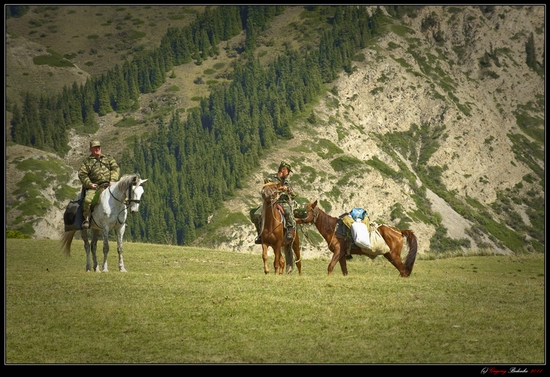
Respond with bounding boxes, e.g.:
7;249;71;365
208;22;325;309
297;205;319;224
295;205;320;245
106;177;142;225
126;179;142;205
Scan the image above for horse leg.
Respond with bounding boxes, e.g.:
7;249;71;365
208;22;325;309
82;229;92;272
279;253;286;275
379;226;410;277
262;244;270;274
117;225;127;272
91;230;100;272
327;245;342;276
383;251;409;277
101;227;110;272
273;246;283;275
338;253;349;276
292;239;302;276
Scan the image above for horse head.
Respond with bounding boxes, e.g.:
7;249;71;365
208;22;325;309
295;200;318;224
128;175;147;214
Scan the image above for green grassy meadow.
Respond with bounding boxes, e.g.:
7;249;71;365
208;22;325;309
5;239;545;364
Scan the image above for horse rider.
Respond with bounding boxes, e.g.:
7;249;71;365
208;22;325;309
252;161;297;243
78;140;120;229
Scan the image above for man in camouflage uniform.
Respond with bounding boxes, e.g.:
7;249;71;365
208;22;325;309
252;161;297;243
78;140;120;229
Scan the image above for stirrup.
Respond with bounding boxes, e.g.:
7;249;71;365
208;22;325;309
254;236;262;244
82;220;90;229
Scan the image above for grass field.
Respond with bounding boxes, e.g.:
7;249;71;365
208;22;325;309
5;239;545;364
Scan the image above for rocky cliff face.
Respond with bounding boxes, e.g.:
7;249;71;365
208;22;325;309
213;6;544;257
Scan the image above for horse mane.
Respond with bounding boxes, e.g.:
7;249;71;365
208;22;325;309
114;174;139;193
260;182;278;199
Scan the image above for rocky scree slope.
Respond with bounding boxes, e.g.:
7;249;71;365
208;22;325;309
210;6;544;258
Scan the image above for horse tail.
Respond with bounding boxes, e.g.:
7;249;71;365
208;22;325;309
283;244;293;272
60;230;77;256
401;230;418;275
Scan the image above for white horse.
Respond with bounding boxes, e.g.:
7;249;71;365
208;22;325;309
60;173;147;272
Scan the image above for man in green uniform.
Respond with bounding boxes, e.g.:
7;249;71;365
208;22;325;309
78;140;120;229
252;161;297;243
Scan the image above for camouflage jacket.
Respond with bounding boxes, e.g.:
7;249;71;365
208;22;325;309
264;173;296;203
78;154;120;189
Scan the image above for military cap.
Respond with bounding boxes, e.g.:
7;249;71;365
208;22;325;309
90;140;101;148
279;161;292;172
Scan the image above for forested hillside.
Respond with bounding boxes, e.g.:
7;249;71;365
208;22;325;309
5;5;544;257
6;5;388;243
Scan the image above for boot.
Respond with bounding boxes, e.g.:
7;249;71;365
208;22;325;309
82;211;90;229
255;234;262;244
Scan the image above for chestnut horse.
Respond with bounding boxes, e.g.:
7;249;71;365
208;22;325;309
259;182;302;275
296;200;417;277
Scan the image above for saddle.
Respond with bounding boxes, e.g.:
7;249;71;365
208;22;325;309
275;203;285;217
336;209;375;256
273;204;289;230
337;215;390;256
337;212;370;236
90;183;109;207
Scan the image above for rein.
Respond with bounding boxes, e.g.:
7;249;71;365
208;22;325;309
106;178;140;225
107;185;128;225
296;206;320;245
261;188;285;239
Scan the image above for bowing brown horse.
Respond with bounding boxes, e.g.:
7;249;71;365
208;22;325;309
296;200;417;277
259;182;302;275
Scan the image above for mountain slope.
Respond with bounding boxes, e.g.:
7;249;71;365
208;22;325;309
5;6;544;257
196;6;545;257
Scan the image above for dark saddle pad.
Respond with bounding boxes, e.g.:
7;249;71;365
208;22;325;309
336;219;348;237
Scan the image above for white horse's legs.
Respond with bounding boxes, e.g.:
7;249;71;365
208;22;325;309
83;229;100;272
95;226;127;273
101;227;110;272
91;229;100;272
83;229;92;272
117;224;127;272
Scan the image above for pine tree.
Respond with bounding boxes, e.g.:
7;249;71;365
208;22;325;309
258;106;276;148
525;32;538;71
81;80;96;125
9;103;22;142
96;83;113;116
123;60;140;110
69;82;84;125
111;64;131;112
